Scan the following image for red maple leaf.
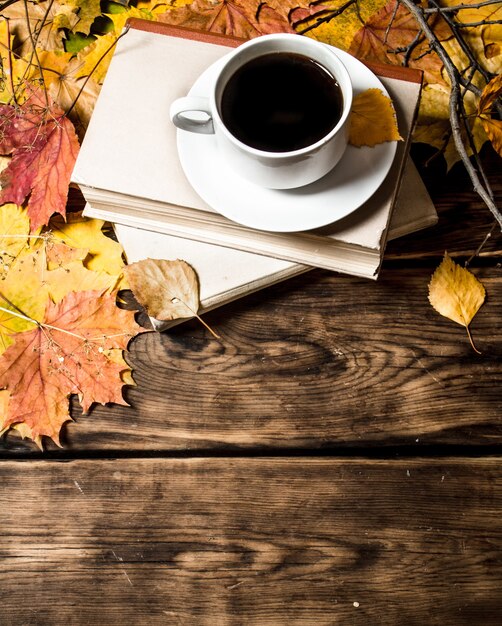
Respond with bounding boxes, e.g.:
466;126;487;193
0;289;146;446
158;0;293;39
0;89;80;232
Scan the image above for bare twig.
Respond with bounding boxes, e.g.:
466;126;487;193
65;24;131;118
294;0;357;35
399;0;502;231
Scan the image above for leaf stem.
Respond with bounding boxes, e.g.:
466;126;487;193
0;304;37;327
466;324;481;354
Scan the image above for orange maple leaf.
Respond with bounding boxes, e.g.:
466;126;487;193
349;0;450;86
0;289;146;446
0;89;79;232
158;0;293;39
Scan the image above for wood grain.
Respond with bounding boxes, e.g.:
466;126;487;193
1;457;501;625
1;265;501;453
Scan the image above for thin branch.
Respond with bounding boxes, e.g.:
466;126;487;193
65;24;131;118
399;0;502;231
465;221;497;266
428;0;491;84
294;0;356;35
424;0;502;12
21;0;49;108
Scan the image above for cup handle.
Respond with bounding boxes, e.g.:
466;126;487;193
169;96;214;134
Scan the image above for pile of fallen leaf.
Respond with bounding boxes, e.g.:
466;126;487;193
0;0;500;448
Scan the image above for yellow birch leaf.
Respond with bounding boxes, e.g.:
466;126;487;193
349;88;402;147
124;258;200;321
428;253;486;353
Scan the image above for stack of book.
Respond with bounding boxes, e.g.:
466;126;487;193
71;18;437;329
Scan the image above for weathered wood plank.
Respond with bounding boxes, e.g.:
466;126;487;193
1;265;501;453
1;458;501;625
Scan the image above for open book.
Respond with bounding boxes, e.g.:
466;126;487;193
73;19;435;280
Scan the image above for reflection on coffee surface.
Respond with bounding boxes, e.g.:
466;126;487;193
220;52;344;153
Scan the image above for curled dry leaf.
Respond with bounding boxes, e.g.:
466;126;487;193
349;88;402;147
428;253;486;354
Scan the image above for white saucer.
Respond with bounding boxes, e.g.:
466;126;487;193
177;46;397;232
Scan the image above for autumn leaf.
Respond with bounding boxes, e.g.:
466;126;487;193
64;0;103;36
2;1;80;55
428;253;486;354
292;0;387;52
349;88;401;147
0;289;146;447
455;0;502;62
476;74;502;158
348;0;450;86
49;212;126;278
0;208;122;357
124;258;200;321
124;258;220;337
75;6;156;83
157;0;293;39
0;89;80;231
0;204;31;278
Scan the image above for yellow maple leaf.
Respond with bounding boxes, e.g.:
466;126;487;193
293;0;389;51
349;88;402;147
428;253;486;353
47;261;119;302
49;213;125;278
0;204;31;279
76;7;156;83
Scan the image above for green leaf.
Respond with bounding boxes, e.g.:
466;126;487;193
64;31;97;54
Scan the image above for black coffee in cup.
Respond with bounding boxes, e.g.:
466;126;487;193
220;51;344;153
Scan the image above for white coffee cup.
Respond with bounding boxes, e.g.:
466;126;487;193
170;34;353;190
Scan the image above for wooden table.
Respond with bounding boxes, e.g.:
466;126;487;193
2;147;501;625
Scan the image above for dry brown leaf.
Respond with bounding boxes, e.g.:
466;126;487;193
124;258;199;321
428;253;486;354
349;88;402;147
124;258;220;338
